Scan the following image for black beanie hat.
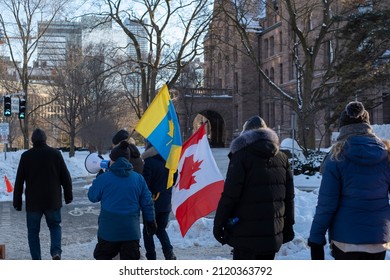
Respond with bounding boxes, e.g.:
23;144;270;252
242;115;267;132
112;129;130;145
339;101;370;128
31;128;47;145
109;140;130;161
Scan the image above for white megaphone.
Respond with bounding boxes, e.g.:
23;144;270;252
84;153;110;174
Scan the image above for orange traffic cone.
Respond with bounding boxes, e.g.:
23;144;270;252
4;175;13;193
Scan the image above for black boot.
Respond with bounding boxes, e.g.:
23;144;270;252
146;251;156;260
164;250;176;260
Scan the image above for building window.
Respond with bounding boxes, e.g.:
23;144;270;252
271;102;276;128
279;31;283;52
234;72;238;93
218;53;222;76
264;38;269;59
235;104;239;131
289;53;295;80
264;103;270;124
323;40;334;67
270;67;275;82
225;56;230;74
279;63;283;84
233;45;238;63
270;36;274;56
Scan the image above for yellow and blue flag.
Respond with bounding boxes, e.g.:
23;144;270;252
135;84;182;188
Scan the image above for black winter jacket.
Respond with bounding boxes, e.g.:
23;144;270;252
214;128;295;254
142;147;173;213
13;143;73;211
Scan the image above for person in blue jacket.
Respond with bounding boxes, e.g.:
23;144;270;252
88;140;157;260
309;101;390;260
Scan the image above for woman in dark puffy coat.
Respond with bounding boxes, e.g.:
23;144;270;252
213;116;295;260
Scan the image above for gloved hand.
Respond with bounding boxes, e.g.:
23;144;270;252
213;226;227;245
96;169;105;178
144;220;157;236
283;226;295;244
308;241;325;260
65;199;72;204
14;206;22;211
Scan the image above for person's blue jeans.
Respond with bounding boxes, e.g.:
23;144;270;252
143;211;173;259
26;209;62;260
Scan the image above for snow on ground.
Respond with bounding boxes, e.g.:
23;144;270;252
0;124;389;260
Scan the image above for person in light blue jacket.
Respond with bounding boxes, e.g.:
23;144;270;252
309;101;390;260
88;141;157;260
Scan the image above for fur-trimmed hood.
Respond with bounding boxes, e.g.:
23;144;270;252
141;146;160;161
230;127;280;157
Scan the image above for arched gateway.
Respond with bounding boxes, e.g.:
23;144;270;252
171;88;233;147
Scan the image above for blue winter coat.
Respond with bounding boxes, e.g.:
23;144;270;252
309;135;390;245
88;157;155;242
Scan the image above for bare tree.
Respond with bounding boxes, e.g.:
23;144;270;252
47;44;121;156
94;0;213;111
0;0;70;149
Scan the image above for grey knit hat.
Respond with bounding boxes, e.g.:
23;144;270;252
339;101;370;128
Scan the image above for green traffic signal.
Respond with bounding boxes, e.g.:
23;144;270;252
3;95;11;117
18;99;26;119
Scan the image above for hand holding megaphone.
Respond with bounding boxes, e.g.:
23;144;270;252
84;153;110;174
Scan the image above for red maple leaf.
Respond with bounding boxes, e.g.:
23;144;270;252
179;154;203;190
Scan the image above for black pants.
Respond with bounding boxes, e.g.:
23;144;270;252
233;248;275;260
332;244;386;260
93;237;140;260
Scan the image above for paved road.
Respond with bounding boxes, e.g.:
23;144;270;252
0;176;101;260
0;150;233;260
0;176;233;260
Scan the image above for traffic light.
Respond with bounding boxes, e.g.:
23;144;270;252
18;98;26;119
3;95;11;117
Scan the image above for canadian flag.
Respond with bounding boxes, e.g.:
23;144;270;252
172;123;225;237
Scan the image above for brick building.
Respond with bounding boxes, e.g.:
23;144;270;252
203;0;390;148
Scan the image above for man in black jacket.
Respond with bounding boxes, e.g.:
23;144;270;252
13;128;73;260
213;116;295;260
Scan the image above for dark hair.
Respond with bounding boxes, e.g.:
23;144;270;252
31;128;47;144
242;115;267;132
112;129;130;145
109;140;130;161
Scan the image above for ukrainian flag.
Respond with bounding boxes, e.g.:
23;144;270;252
135;84;182;188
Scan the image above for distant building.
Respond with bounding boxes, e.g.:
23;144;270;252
36;21;82;68
124;18;148;59
123;18;148;93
